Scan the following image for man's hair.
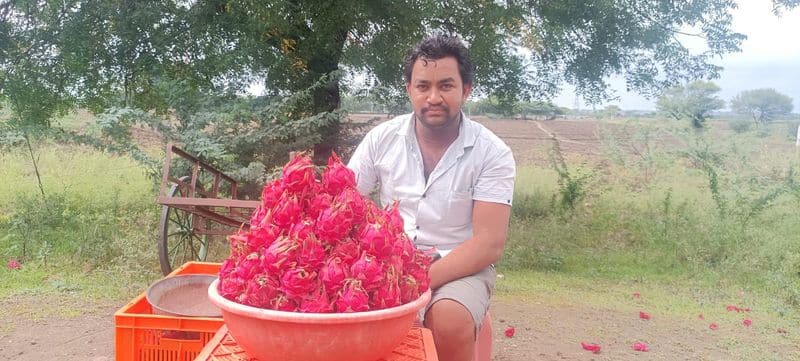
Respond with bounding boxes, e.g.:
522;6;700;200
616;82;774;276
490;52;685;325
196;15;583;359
403;34;473;86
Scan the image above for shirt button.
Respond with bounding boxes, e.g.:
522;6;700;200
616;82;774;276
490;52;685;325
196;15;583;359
416;225;420;230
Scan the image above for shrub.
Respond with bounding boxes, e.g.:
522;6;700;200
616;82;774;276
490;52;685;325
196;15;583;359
786;121;800;141
511;191;552;220
728;119;752;133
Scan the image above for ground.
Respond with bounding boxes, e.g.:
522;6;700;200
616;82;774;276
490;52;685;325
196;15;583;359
2;115;797;360
3;293;793;361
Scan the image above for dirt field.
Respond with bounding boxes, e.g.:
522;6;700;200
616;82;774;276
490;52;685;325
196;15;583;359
3;114;797;360
4;293;794;361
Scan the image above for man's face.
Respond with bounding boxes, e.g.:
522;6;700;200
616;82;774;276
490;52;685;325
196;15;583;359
406;56;472;129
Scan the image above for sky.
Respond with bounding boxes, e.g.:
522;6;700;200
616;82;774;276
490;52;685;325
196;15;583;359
552;1;800;111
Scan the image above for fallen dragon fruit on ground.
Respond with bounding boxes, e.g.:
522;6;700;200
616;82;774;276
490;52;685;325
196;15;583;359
218;152;431;313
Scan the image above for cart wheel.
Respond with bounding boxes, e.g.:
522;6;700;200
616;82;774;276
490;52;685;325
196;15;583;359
158;176;210;275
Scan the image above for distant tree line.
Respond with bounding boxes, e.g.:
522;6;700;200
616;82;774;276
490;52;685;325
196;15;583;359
656;81;795;129
342;94;568;120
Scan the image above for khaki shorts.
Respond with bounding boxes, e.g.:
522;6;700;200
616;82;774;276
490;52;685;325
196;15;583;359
419;265;496;334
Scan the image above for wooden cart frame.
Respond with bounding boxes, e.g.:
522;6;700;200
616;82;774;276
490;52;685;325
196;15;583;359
157;143;259;275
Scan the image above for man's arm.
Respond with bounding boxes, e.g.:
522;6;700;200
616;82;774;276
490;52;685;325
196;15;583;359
428;200;511;290
428;140;515;290
346;132;379;197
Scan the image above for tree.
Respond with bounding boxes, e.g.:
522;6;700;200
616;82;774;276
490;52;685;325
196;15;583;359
773;0;800;14
518;101;565;120
601;105;622;119
3;0;781;172
730;88;794;125
656;81;725;129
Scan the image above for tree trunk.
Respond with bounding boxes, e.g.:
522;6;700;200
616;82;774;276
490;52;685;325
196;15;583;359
310;28;348;165
24;134;46;199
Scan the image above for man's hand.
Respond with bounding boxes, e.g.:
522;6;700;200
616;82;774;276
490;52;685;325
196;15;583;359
428;200;511;290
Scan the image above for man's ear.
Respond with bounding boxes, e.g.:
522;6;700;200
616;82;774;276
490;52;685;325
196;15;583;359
462;83;473;103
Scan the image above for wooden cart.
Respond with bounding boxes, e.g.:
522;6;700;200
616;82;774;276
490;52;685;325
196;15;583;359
156;143;259;275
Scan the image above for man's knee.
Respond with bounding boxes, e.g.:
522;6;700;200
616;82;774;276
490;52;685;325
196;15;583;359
424;299;475;341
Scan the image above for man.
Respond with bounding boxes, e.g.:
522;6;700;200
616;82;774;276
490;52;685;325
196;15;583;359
347;34;515;361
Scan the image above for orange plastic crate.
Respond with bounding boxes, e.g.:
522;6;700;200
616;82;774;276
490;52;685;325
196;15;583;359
115;262;225;361
194;325;439;361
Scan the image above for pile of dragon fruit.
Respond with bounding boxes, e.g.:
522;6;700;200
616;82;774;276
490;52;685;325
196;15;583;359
217;152;431;313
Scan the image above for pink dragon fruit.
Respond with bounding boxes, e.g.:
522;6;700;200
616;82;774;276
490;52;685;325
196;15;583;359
219;258;236;279
232;252;264;280
260;179;285;209
330;238;361;265
322;151;357;195
226;232;249;259
296;235;326;268
241;274;279;308
219;151;432;313
270;293;298;312
320;256;348;295
356;223;393;260
272;193;303;228
280;267;317;299
314;203;355;245
335;188;366;221
247;223;279;252
405;261;431;295
261;236;299;273
371;261;402;308
249;206;268;228
299;286;334;313
399;274;421;304
289;218;315;239
7;259;21;270
396;233;418;263
336;280;370;313
371;279;401;309
350;251;384;290
281;153;315;194
219;275;247;301
305;192;332;220
384;200;404;234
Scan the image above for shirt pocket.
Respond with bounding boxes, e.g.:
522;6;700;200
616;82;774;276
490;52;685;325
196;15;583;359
445;188;473;226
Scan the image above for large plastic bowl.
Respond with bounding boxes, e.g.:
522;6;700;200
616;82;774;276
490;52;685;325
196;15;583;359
207;279;431;361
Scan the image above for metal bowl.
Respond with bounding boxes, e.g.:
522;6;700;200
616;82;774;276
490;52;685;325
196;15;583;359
146;274;222;318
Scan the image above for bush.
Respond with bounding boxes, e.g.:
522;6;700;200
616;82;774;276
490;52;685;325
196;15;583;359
728;119;752;133
511;191;552;220
1;190;157;268
757;126;772;138
501;219;565;271
4;193;68;263
786;121;800;141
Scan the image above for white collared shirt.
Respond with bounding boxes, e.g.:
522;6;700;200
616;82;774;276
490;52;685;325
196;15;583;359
347;113;516;252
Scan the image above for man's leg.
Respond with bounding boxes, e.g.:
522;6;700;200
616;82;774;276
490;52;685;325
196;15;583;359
424;299;475;361
421;265;496;361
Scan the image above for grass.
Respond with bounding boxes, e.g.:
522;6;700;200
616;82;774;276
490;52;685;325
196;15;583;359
0;142;155;210
500;118;800;319
0;140;163;306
